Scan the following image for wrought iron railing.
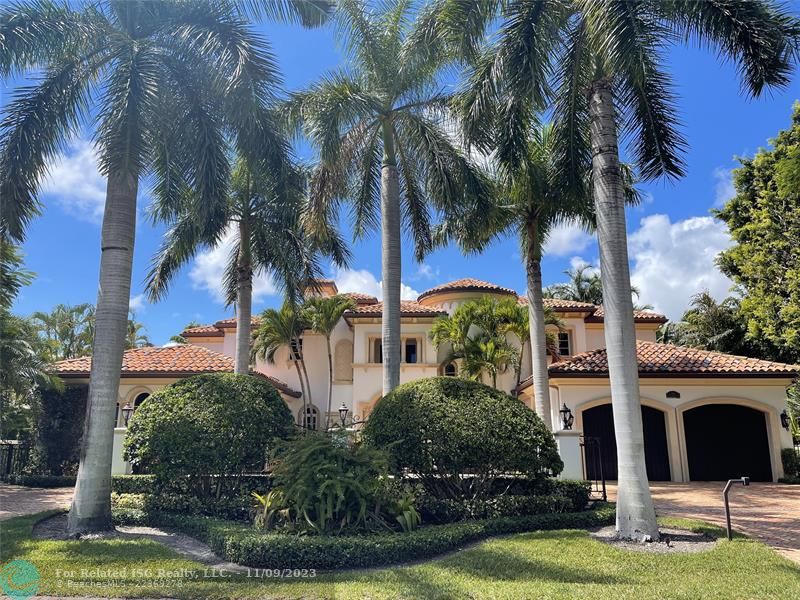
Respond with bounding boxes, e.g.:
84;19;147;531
579;435;607;502
0;442;31;477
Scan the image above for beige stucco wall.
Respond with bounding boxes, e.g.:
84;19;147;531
528;377;796;482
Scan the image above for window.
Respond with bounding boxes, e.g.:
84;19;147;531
405;338;418;364
557;332;571;357
290;337;303;360
299;405;319;430
133;392;150;409
444;362;457;377
373;339;383;363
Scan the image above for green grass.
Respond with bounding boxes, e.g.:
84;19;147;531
2;512;798;599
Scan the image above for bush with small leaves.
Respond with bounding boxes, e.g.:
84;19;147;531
362;377;563;498
123;374;293;498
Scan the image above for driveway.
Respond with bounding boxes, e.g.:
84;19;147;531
607;482;800;562
0;484;73;521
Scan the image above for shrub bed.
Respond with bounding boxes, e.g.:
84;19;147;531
1;474;76;487
113;504;615;571
416;493;573;523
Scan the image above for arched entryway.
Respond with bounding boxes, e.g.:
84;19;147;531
682;403;772;482
582;403;671;481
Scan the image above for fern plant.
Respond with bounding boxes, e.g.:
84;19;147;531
271;433;391;535
252;490;288;531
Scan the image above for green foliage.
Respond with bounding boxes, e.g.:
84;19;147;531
252;490;288;531
110;474;158;495
113;504;616;570
271;432;391;534
715;103;800;363
781;448;800;479
123;374;293;495
1;474;75;487
362;377;563;498
25;385;87;475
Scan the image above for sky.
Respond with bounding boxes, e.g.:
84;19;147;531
5;11;800;346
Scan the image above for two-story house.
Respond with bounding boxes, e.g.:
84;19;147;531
54;278;797;482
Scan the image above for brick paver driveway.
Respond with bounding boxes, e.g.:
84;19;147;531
0;483;73;521
607;482;800;562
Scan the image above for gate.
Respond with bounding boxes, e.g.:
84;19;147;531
580;435;607;502
0;443;31;477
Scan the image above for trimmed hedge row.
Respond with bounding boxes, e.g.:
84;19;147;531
113;504;616;571
417;493;573;523
1;474;76;487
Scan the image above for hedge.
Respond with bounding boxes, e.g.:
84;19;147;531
1;474;76;488
113;504;616;571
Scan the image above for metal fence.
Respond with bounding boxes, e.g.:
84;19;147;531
579;435;607;502
0;443;31;477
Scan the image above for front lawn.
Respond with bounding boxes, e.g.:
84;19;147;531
2;512;799;599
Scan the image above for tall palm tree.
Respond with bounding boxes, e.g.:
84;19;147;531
545;264;652;310
252;302;311;427
288;0;492;396
147;158;348;374
125;315;150;349
432;0;798;540
0;0;313;534
303;294;355;428
30;303;94;361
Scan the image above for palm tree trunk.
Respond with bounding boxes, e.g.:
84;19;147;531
514;342;525;399
326;335;333;430
68;171;138;534
299;356;313;414
234;216;252;375
588;78;658;540
525;218;552;430
291;355;308;429
380;120;401;396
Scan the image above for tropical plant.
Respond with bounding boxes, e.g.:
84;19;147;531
147;158;348;374
289;0;492;396
0;240;34;310
252;302;312;425
30;303;94;361
715;103;800;363
125;314;151;349
252;489;288;531
545;265;604;305
0;0;320;533
431;0;798;540
124;373;294;498
665;291;755;356
270;431;391;534
362;377;562;500
303;294;355;428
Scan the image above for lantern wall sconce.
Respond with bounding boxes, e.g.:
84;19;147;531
559;403;574;430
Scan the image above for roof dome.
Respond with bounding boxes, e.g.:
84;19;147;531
417;278;517;306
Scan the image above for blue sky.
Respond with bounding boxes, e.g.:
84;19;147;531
5;15;800;345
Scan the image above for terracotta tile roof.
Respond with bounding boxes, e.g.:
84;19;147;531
53;345;301;396
182;324;224;337
517;296;597;312
586;306;668;324
340;292;379;305
547;341;798;378
345;300;446;318
418;278;517;301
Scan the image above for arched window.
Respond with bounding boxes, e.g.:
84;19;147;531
298;405;320;431
133;392;150;409
443;362;457;377
334;340;354;382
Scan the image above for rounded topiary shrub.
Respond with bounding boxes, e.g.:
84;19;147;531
362;377;562;497
124;373;294;485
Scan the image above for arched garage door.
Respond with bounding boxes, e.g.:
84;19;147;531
683;404;772;482
582;404;671;481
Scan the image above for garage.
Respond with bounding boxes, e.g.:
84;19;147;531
683;403;772;482
582;403;671;481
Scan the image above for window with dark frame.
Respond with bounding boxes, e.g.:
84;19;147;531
373;338;383;363
290;337;303;360
444;362;457;376
557;332;571;357
405;338;418;363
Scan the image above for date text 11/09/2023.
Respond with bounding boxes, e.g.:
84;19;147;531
55;568;317;580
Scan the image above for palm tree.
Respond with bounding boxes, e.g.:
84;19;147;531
0;0;316;534
666;291;751;355
31;303;95;361
288;0;491;396
432;0;798;540
303;294;355;429
545;265;652;310
252;302;311;428
147;158;348;374
125;315;150;349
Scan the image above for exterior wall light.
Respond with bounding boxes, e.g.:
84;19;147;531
121;403;134;427
780;409;790;431
338;402;349;427
560;403;574;430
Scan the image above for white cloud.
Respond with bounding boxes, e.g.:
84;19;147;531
334;268;419;301
189;227;277;304
568;256;599;276
414;263;439;281
713;167;736;207
543;220;593;257
629;214;733;320
41;139;106;224
129;294;147;313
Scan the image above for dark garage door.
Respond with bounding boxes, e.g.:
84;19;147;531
683;404;772;482
582;403;671;481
